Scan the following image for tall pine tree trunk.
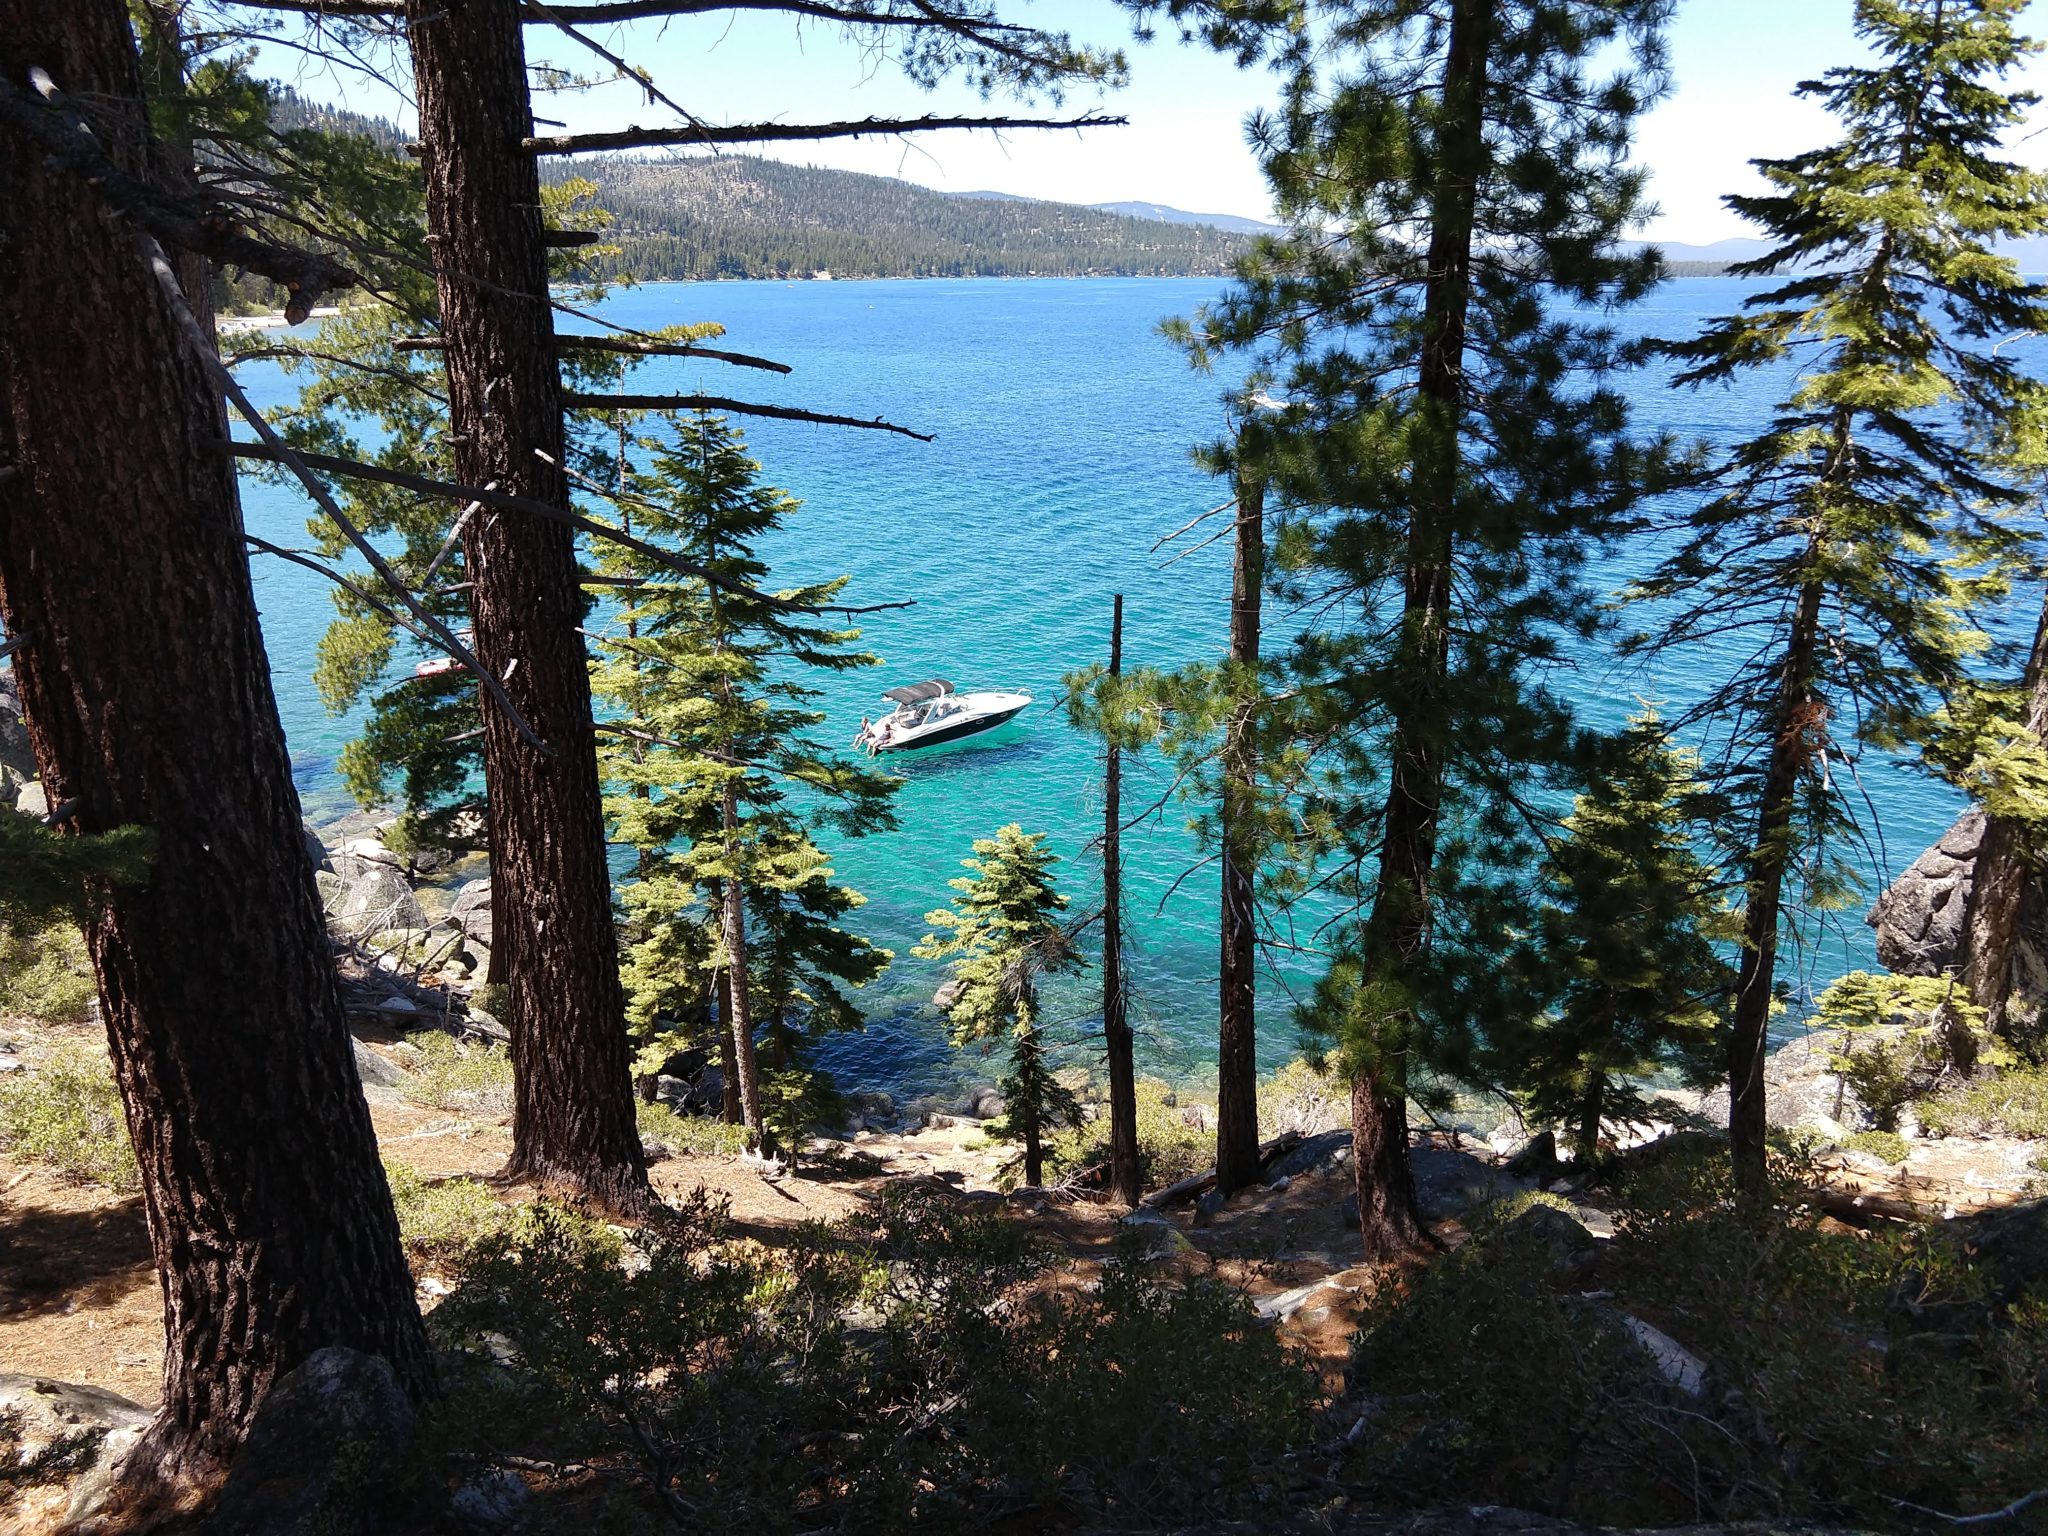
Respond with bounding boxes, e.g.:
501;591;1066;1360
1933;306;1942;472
1960;587;2048;1046
1348;0;1493;1262
0;0;429;1478
1104;595;1142;1204
1729;579;1824;1200
718;963;743;1123
1574;1076;1605;1170
1216;467;1266;1197
405;0;648;1212
723;781;763;1135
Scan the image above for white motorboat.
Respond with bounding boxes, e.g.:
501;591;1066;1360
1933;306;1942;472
854;679;1030;755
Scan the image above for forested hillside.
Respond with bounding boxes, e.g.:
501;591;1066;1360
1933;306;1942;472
550;155;1251;280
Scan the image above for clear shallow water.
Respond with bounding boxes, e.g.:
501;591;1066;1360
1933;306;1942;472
235;276;2042;1100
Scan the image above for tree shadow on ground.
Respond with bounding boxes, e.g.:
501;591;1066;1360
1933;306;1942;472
0;1194;152;1320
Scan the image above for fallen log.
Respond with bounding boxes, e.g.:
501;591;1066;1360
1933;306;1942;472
1804;1186;1937;1227
1142;1130;1304;1209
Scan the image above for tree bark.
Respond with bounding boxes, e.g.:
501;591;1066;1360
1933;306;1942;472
405;0;649;1211
1728;579;1824;1202
1216;467;1266;1198
1348;0;1493;1263
717;963;743;1123
0;0;429;1481
1349;1075;1432;1257
722;782;763;1137
1960;586;2048;1045
1574;1076;1604;1170
1103;594;1142;1204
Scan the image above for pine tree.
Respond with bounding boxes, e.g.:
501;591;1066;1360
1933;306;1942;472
1626;0;2048;1197
1171;0;1676;1256
1469;717;1731;1166
916;824;1087;1187
590;411;897;1151
1;0;430;1477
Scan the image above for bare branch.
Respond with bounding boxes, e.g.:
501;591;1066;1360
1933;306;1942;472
563;392;933;441
9;68;360;320
418;492;493;592
396;333;793;374
215;439;905;615
523;0;707;133
1890;1490;2048;1528
524;110;1125;155
151;268;547;754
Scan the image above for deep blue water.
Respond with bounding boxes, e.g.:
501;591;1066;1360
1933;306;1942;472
234;276;2042;1100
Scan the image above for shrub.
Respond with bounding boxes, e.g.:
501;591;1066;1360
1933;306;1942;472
1919;1066;2048;1140
400;1030;514;1115
1833;1033;1931;1132
637;1098;749;1157
0;1042;135;1189
428;1182;1310;1529
1047;1077;1209;1190
1259;1056;1347;1137
0;920;98;1027
1841;1129;1910;1165
1346;1134;2048;1528
384;1159;514;1264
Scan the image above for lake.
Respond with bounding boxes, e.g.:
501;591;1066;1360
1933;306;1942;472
233;275;2037;1102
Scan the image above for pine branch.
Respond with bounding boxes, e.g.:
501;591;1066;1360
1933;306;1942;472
6;68;361;321
524;110;1124;155
562;392;933;441
395;334;793;375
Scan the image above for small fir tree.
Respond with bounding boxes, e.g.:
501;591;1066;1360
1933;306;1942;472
1469;718;1732;1165
916;825;1087;1186
1624;0;2048;1196
590;412;897;1153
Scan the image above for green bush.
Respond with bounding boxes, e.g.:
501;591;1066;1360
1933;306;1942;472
1259;1055;1347;1137
637;1098;749;1157
1343;1135;2048;1527
1833;1033;1931;1132
1047;1077;1210;1190
0;920;98;1026
400;1030;514;1115
384;1159;514;1264
1919;1066;2048;1140
0;1042;135;1189
1841;1129;1911;1164
428;1182;1310;1530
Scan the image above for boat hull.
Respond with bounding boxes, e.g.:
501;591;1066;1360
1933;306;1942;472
874;701;1028;752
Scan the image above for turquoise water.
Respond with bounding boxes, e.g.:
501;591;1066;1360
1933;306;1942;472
234;276;2039;1100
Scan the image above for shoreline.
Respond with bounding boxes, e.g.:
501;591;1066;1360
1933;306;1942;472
217;306;341;335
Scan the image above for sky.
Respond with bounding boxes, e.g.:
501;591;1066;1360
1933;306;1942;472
263;0;2048;245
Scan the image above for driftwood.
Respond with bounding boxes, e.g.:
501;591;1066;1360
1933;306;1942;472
1142;1131;1304;1209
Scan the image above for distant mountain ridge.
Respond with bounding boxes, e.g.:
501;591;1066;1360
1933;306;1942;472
557;156;1255;281
1086;201;1281;236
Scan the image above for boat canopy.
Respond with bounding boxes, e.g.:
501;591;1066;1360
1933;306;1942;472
883;679;954;706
